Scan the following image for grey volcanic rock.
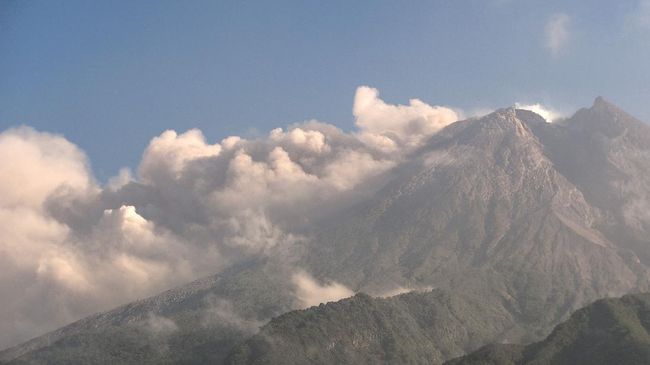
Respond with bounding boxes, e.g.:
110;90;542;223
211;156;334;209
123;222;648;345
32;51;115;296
530;98;650;263
303;105;650;339
0;259;294;364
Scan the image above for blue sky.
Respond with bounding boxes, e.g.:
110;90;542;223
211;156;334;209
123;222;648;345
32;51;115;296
2;0;649;180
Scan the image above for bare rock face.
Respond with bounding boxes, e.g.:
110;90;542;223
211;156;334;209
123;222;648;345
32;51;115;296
533;98;650;262
304;104;649;335
4;98;650;365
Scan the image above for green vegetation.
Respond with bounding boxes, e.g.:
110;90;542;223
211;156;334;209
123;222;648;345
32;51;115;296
226;290;514;365
447;293;650;365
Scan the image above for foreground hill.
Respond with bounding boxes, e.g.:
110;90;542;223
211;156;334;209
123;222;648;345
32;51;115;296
226;290;512;365
447;292;650;365
3;98;650;364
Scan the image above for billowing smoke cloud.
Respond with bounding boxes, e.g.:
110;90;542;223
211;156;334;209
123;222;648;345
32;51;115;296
0;127;222;349
291;271;355;308
515;103;563;122
353;86;459;153
544;13;571;57
629;0;650;30
372;285;435;298
0;86;458;349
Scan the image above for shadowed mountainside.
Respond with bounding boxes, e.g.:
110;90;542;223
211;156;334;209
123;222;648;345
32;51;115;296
446;292;650;365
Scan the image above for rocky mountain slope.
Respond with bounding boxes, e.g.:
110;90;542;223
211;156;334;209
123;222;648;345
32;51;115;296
447;292;650;365
3;98;650;364
303;102;650;339
0;260;294;364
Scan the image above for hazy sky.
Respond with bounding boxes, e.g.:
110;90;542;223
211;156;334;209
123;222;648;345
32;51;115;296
2;0;650;179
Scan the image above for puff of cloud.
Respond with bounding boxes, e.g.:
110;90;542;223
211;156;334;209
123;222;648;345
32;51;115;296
269;127;329;154
373;285;435;298
200;296;263;333
292;271;355;308
107;168;134;191
0;127;95;209
144;313;178;336
544;13;571;57
139;129;221;183
629;0;650;29
353;86;459;153
515;102;563;122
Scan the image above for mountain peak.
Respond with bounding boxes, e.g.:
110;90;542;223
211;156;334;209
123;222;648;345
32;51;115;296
590;95;621;114
494;106;517;118
566;96;650;141
477;106;537;139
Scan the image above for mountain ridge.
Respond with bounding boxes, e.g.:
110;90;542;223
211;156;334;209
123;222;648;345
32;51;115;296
446;292;650;365
225;289;514;365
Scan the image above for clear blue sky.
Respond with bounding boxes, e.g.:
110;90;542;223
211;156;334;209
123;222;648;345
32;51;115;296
2;0;649;179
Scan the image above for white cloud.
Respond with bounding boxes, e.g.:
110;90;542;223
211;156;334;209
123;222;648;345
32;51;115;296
291;271;355;308
353;86;459;153
0;127;95;209
515;103;563;122
139;129;221;184
107;168;133;191
200;296;263;332
544;13;571;57
0;128;222;349
373;285;435;298
0;86;459;349
144;313;178;336
630;0;650;29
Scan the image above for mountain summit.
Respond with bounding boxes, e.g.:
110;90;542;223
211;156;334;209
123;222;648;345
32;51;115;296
303;103;648;329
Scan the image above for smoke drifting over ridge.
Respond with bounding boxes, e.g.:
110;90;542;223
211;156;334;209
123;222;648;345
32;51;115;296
0;87;564;348
515;103;563;122
291;271;355;308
